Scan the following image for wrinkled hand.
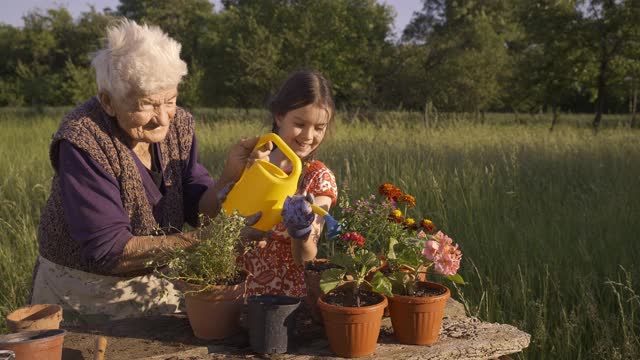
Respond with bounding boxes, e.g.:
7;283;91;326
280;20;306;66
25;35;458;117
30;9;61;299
282;194;316;240
220;137;272;183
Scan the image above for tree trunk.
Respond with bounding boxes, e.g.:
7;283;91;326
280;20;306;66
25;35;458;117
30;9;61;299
631;81;638;129
592;57;609;133
424;99;430;128
549;106;559;132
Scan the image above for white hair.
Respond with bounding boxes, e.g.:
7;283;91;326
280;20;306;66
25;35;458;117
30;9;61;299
91;19;187;101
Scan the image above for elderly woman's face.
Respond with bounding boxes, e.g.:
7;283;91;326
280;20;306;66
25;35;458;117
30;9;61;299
108;88;178;144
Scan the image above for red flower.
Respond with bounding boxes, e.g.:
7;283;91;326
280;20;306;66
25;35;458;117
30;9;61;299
379;183;403;201
340;232;366;247
420;219;435;233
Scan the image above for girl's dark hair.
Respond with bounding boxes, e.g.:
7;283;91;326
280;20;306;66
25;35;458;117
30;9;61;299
269;70;335;135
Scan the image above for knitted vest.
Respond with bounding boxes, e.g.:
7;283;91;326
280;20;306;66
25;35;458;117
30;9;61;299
38;97;193;275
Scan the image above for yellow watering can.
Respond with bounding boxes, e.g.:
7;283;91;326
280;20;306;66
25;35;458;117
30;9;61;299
222;133;302;231
222;133;342;236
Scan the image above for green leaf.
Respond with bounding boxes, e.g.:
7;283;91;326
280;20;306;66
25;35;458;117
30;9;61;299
369;271;393;297
444;273;466;285
320;268;346;294
330;252;354;270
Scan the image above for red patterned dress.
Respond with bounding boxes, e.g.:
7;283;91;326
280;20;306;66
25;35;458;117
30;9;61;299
242;160;338;297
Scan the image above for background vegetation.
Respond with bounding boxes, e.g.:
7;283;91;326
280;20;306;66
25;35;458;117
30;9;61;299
1;1;639;359
1;0;639;130
1;109;639;359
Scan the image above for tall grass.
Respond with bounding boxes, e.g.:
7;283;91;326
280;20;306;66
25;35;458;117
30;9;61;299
0;108;638;359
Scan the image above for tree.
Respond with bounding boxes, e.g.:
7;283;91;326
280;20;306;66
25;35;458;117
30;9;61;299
403;0;517;115
580;0;640;131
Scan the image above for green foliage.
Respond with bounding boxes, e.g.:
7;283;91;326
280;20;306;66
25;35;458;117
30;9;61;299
1;111;640;358
158;212;246;290
319;247;393;303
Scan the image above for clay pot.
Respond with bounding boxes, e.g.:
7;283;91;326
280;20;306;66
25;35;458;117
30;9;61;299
6;304;62;332
303;259;338;323
248;295;300;354
317;293;387;358
0;329;66;360
388;282;450;345
178;280;247;340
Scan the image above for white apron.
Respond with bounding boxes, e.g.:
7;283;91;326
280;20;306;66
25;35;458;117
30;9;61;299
31;256;182;321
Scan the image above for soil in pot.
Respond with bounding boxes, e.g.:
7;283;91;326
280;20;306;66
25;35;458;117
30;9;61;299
248;295;300;354
0;329;66;360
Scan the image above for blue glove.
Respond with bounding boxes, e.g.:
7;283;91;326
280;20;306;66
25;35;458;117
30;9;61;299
282;195;316;240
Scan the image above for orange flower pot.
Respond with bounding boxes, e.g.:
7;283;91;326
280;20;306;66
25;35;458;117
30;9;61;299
6;304;62;332
0;329;66;360
388;282;450;345
177;280;247;340
317;293;387;358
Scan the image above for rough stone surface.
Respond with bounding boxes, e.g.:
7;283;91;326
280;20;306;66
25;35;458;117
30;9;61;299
61;299;530;360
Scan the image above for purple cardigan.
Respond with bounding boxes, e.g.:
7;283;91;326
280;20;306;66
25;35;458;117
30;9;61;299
57;135;214;267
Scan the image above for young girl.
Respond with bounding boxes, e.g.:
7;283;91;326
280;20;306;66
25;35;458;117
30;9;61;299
242;70;338;297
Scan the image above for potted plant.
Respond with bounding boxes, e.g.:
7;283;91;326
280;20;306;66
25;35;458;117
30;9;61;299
157;212;249;340
317;232;392;358
386;231;465;345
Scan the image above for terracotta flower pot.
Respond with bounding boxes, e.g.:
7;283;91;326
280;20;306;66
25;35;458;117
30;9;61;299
303;259;339;323
178;280;247;340
388;281;450;345
317;293;387;358
6;304;62;332
0;329;66;360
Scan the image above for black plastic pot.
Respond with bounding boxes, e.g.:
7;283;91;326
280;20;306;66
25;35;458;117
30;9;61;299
247;295;301;354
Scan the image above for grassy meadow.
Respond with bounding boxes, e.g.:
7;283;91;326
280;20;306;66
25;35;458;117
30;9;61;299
1;107;639;359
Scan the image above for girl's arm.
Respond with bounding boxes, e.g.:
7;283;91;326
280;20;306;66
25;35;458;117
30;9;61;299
290;195;333;265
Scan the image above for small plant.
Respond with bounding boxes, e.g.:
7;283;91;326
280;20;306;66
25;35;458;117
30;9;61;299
388;230;465;296
334;183;436;258
158;211;248;293
319;231;393;307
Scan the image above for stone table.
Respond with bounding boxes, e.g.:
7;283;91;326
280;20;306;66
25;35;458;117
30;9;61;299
61;299;530;360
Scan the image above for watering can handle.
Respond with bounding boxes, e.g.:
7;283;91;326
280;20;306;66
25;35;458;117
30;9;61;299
253;133;302;178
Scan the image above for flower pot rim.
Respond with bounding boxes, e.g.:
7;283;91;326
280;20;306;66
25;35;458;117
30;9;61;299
389;281;451;303
0;329;66;346
317;293;388;314
6;304;62;323
248;294;301;308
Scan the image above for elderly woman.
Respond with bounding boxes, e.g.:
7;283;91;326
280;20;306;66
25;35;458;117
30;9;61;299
30;20;265;321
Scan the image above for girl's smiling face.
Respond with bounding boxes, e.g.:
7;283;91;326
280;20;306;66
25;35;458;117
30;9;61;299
276;104;331;159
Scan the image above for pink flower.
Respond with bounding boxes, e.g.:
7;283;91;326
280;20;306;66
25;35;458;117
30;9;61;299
423;231;462;276
422;240;439;261
417;230;427;239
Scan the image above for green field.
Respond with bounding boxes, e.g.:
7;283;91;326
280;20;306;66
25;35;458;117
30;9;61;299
1;108;639;359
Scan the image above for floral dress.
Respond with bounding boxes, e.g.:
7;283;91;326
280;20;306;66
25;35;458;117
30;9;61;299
242;160;338;297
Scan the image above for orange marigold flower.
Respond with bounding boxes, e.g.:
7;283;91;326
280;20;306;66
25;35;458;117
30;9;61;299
379;183;403;200
397;194;416;207
420;218;435;233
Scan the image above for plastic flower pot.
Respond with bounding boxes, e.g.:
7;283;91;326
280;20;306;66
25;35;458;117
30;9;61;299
6;304;62;332
247;295;301;354
0;329;66;360
317;293;387;358
388;281;450;345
